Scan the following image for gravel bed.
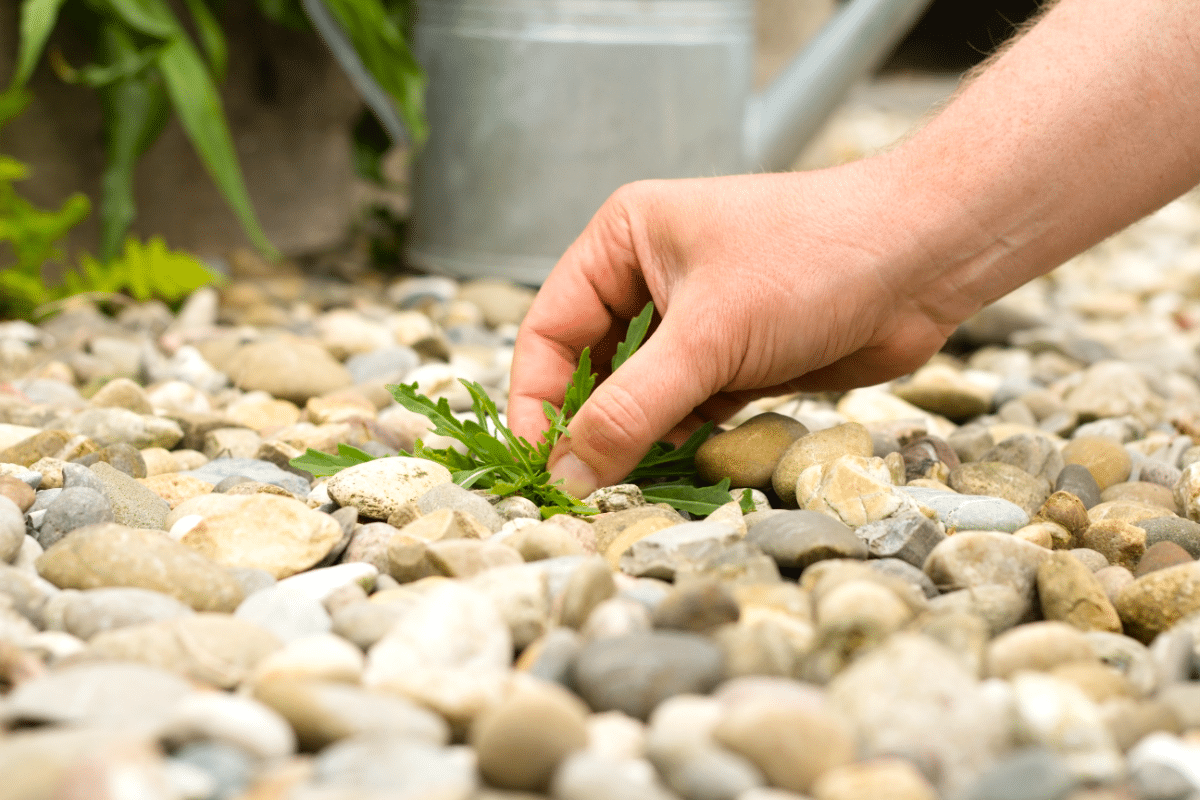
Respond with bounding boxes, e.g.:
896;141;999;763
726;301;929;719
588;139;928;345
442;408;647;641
2;193;1200;797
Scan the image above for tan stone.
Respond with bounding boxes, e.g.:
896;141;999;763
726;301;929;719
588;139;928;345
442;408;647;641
396;508;490;542
772;423;873;507
1079;520;1147;571
1036;551;1122;632
603;517;680;568
138;474;215;510
796;455;910;528
1062;436;1132;491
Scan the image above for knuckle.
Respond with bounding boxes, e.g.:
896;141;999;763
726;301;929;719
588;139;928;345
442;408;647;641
577;383;651;460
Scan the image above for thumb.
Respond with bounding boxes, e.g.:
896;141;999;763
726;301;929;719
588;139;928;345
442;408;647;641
547;318;713;497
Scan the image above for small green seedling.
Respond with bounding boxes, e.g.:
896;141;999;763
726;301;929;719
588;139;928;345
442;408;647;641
291;302;754;517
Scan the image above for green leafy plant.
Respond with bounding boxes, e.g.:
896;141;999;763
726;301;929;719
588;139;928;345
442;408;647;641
3;0;427;263
1;97;222;318
292;303;756;518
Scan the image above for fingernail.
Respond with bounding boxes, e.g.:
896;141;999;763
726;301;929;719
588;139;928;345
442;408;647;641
550;451;599;499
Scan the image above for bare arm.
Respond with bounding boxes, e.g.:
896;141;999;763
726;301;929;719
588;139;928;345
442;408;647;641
508;0;1200;497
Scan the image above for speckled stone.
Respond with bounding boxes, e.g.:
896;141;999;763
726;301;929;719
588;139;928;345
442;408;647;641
89;461;170;530
1115;562;1200;643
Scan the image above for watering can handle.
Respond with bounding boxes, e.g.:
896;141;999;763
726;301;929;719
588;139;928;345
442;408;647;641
745;0;934;172
301;0;411;147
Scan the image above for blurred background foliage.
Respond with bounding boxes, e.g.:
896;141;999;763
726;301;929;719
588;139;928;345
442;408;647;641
0;0;424;318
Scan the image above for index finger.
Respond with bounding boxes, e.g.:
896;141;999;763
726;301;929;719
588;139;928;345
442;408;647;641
508;189;656;443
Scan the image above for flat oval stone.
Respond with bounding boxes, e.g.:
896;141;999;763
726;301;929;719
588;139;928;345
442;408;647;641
948;462;1050;517
695;412;809;490
169;493;345;579
471;680;590;791
1135;516;1200;562
325;457;452;520
36;523;244;612
902;486;1030;533
59;586;194;640
1055;464;1103;509
571;631;725;719
745;510;865;570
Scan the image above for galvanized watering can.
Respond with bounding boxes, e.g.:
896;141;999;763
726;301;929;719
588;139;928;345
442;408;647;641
309;0;931;285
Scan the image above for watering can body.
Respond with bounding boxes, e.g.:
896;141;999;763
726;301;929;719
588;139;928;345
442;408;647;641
404;0;931;285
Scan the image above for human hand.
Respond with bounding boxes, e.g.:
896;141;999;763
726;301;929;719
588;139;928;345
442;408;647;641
508;158;964;497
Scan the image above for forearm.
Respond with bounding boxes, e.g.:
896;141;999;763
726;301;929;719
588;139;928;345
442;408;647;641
885;0;1200;326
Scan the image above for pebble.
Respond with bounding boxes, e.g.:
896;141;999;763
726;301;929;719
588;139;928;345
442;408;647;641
89;461;169;529
234;584;332;642
695;412;809;490
88;613;281;689
1036;551;1123;632
1116;561;1200;643
924;530;1051;605
223;337;352;403
168;493;344;578
364;581;512;729
1135;540;1194;576
418;481;504;531
619;520;742;580
310;736;478;797
713;691;854;794
948;461;1051;517
981;432;1064;484
902;486;1030;532
854;510;946;566
985;620;1098;679
650;578;740;634
471;678;590;791
63;407;183;450
571;631;725;719
1062;436;1133;491
1137;515;1200;558
0;474;35;512
158;690;296;760
1010;672;1124;782
252;633;365;684
179;457;310;495
772;422;873;507
961;747;1079;800
1055;463;1104;509
53;586;194;640
36;523;244;612
828;633;1011;796
325;457;452;520
3;661;193;729
252;677;449;751
1078;519;1147;570
744;510;866;570
37;486;115;548
812;758;938;800
795;454;913;527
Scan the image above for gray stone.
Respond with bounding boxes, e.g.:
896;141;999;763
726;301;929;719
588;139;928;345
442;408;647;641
928;584;1030;637
949;461;1051;517
180;458;311;496
37;487;115;548
571;631;725;719
172;741;255;800
58;586;193;640
855;511;946;567
1137;516;1200;559
235;585;332;643
60;462;106;494
253;678;449;751
981;433;1065;484
1054;464;1103;509
901;486;1030;533
961;747;1078;800
829;634;1012;796
524;627;584;686
619;521;742;580
344;345;420;385
865;557;940;598
89;461;169;529
673;541;782;587
418;481;504;532
744;510;866;570
63;407;183;449
312;736;477;797
4;662;193;729
0;563;56;623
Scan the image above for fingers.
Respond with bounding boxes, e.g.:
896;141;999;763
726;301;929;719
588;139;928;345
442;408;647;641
548;315;713;496
509;185;657;444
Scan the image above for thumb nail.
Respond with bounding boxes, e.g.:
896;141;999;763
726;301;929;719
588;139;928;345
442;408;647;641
550;451;599;499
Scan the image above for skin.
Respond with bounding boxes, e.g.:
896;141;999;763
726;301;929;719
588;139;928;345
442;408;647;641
508;0;1200;498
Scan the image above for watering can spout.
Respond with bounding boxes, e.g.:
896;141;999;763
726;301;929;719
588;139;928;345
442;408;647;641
745;0;932;172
